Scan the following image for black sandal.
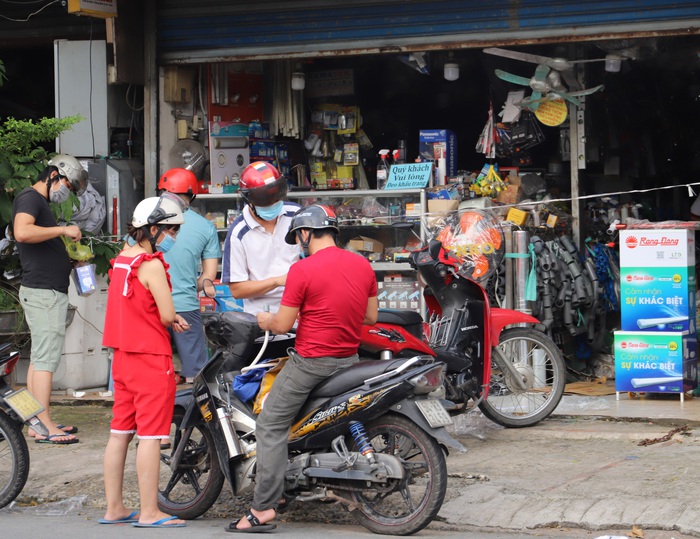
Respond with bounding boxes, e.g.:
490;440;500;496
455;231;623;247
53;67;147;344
226;509;277;533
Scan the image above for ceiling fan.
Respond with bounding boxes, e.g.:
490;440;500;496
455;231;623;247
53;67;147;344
484;47;607;111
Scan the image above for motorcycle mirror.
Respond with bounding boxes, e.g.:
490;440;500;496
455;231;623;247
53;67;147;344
202;278;217;299
428;238;442;260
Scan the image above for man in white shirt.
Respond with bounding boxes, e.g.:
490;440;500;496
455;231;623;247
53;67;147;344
221;162;299;315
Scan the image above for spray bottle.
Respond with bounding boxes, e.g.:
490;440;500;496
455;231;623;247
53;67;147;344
377;149;390;189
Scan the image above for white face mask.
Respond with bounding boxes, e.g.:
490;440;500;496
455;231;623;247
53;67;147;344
50;182;71;204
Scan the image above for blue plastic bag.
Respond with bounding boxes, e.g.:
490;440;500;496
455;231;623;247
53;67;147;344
232;360;274;402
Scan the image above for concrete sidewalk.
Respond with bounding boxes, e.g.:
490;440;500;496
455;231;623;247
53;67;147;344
439;392;700;538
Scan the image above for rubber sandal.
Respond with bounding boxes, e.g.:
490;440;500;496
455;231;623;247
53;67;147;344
98;511;139;524
132;516;186;528
226;509;277;533
35;433;79;445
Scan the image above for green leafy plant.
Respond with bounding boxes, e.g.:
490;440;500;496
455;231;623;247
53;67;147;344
0;116;125;280
0;116;81;225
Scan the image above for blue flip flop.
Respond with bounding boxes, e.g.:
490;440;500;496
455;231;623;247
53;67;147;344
98;511;139;524
57;424;79;434
132;516;186;528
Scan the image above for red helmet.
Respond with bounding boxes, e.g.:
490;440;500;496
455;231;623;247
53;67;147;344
239;162;288;207
158;168;198;198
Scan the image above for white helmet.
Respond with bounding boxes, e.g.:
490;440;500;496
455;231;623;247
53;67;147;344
48;154;88;196
131;196;185;228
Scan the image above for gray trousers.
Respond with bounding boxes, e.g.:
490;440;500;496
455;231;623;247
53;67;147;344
251;348;359;511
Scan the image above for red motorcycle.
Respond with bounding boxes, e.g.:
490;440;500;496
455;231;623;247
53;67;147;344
360;235;565;428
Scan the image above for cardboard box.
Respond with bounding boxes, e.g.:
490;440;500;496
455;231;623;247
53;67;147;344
347;236;384;253
427;199;459;226
404;203;421;220
377;279;420;310
619;229;696;333
506;207;528;226
496;184;523;205
614;331;697;393
428;199;459;214
419;129;457;177
199;280;244;313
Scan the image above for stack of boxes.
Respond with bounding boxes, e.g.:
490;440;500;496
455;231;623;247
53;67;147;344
614;230;698;395
199;280;244;313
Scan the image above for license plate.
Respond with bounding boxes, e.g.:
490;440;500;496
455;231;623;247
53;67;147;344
415;398;452;428
5;389;44;422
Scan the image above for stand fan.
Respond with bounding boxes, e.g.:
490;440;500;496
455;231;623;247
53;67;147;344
166;139;207;179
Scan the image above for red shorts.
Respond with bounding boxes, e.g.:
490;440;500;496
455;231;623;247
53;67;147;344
111;349;176;439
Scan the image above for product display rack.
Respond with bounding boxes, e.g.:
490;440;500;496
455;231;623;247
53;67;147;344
194;188;428;315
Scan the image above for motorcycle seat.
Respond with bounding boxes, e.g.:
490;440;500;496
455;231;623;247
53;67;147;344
310;358;415;398
377;309;424;327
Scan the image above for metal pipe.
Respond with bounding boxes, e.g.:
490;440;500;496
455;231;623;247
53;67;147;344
513;230;531;315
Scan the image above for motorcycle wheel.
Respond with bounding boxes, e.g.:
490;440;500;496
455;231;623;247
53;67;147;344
479;327;566;428
0;410;29;509
349;414;447;536
157;410;224;519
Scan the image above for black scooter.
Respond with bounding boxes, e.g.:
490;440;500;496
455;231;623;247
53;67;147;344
157;312;463;536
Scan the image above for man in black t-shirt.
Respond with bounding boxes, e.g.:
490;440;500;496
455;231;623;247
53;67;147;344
12;154;86;445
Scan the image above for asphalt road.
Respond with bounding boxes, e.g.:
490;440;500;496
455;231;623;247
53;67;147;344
3;404;698;539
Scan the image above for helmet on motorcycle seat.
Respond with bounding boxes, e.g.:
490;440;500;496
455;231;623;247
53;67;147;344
285;204;339;245
157;168;198;200
239;162;288;207
47;154;88;196
131;196;185;228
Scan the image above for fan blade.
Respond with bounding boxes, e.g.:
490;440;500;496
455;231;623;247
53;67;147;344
565;84;605;97
483;47;553;65
549;90;580;107
522;91;542;111
558;68;580;91
495;69;531;87
533;64;551;83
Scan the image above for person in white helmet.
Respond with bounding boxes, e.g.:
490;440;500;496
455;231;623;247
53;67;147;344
100;196;189;528
12;154;86;444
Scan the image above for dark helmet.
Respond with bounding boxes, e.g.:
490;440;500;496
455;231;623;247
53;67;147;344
285;205;339;245
239;161;288;207
48;154;88;196
158;168;198;199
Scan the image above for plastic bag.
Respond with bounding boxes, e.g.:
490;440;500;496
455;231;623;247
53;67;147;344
253;357;288;414
232;365;267;402
61;236;93;262
434;209;505;282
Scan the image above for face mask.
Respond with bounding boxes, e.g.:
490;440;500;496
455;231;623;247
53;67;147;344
156;232;177;253
298;245;307;259
50;182;71;204
255;200;284;221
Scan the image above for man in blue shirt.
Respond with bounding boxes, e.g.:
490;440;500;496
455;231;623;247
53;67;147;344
158;168;221;381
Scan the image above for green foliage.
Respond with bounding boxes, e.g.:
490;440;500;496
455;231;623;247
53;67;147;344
0;114;121;278
90;237;122;276
0;116;82;225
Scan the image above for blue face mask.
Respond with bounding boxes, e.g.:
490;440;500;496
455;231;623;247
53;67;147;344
255;200;284;221
156;232;177;253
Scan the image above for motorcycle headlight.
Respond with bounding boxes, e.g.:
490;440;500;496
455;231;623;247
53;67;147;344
409;364;445;394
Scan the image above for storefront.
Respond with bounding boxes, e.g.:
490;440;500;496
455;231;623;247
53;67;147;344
147;1;700;376
152;1;700;224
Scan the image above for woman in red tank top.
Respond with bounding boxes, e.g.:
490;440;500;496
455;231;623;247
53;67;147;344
100;196;192;528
